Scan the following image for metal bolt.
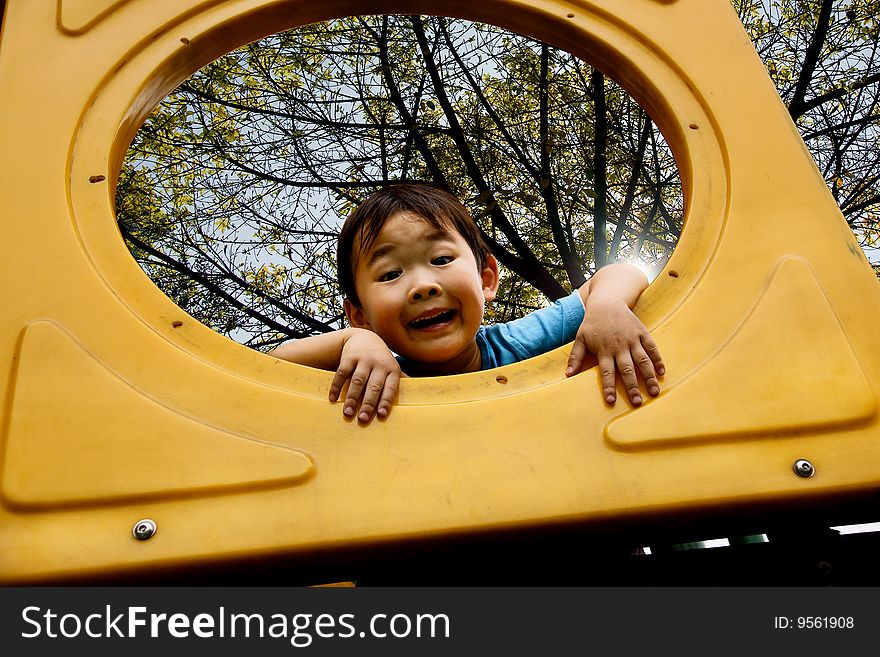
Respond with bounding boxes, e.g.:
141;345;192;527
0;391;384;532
793;459;815;478
132;518;157;541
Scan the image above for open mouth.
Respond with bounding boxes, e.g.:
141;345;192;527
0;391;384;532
408;309;455;329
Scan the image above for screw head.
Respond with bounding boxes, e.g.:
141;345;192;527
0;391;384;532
132;518;157;541
793;459;815;478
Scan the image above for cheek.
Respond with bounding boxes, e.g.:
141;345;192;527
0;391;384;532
366;289;402;325
377;285;402;307
456;269;486;298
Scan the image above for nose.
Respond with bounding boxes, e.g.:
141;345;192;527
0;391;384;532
410;277;442;302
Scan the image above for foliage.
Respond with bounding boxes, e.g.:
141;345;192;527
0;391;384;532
118;2;880;348
119;16;680;347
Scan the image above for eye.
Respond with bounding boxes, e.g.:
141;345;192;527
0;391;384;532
432;255;454;266
378;270;401;282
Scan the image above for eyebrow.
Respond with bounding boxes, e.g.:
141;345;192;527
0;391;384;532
366;229;453;265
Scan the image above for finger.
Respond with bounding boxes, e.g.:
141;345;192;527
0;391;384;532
329;359;355;403
343;364;371;419
566;337;588;376
615;351;643;406
376;370;400;418
357;369;389;423
642;334;665;377
598;354;617;404
632;343;660;397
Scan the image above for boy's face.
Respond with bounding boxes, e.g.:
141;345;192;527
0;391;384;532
345;212;499;369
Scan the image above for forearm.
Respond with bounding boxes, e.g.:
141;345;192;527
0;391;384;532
268;328;361;370
579;263;648;309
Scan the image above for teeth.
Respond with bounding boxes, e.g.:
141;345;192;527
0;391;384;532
410;309;452;327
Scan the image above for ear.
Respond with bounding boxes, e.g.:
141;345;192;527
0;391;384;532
481;254;500;303
344;298;371;330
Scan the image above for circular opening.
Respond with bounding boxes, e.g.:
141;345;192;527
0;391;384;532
117;15;683;350
496;375;508;385
668;270;679;278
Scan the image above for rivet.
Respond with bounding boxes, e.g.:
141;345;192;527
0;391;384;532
132;518;157;540
793;459;815;478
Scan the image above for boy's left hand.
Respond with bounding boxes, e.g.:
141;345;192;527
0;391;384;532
566;298;664;406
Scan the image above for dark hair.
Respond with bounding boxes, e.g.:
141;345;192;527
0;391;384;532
337;184;491;307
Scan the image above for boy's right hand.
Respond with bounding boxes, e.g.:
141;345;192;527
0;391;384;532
329;328;403;423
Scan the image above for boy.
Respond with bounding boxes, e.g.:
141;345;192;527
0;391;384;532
271;184;664;423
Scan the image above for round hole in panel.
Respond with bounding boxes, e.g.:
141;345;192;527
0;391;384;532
69;0;726;400
117;15;685;350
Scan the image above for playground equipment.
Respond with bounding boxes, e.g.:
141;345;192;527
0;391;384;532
1;0;879;583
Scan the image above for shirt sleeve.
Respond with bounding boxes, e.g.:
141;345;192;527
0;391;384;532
477;289;585;369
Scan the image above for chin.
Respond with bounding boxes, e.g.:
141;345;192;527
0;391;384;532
406;344;466;365
406;350;454;364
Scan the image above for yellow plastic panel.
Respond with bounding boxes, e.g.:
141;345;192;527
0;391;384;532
1;0;880;582
3;321;314;508
606;258;877;449
56;0;136;35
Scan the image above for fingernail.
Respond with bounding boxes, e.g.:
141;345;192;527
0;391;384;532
632;395;643;405
359;412;369;422
649;385;660;396
658;366;666;375
344;406;355;417
566;367;573;376
606;394;615;404
329;393;338;402
377;407;388;417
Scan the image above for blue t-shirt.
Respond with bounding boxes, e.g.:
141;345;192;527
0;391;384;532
476;289;585;369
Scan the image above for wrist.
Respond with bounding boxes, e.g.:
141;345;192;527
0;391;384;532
585;294;630;311
584;263;647;309
342;327;391;352
341;326;371;340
